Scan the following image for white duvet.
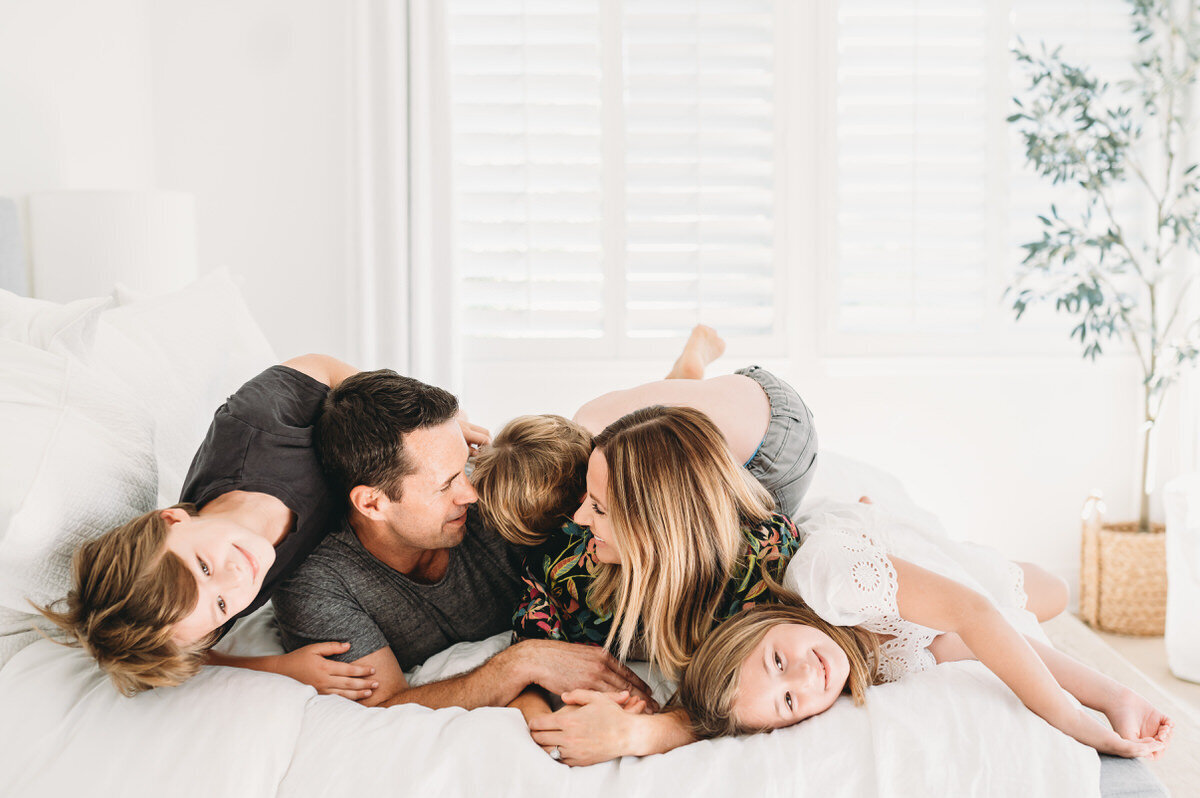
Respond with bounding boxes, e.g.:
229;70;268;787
0;453;1101;798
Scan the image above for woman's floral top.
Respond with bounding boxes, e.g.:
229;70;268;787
512;512;802;646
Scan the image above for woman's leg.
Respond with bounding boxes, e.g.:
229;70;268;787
572;327;770;465
665;325;726;379
1017;562;1070;622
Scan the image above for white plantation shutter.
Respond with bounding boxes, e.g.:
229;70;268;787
833;0;1143;345
835;1;991;336
448;1;606;342
447;0;779;352
622;1;777;338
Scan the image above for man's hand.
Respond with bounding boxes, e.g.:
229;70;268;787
507;640;657;710
272;641;379;700
456;410;490;449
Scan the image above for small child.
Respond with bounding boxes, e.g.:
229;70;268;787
471;414;593;549
676;499;1175;759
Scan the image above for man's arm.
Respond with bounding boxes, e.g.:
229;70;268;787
356;638;655;710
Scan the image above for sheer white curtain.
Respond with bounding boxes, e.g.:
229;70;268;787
349;0;460;392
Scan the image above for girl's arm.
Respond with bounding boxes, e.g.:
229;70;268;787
928;631;1173;760
892;557;1168;758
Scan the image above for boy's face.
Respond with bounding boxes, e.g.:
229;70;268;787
165;510;276;643
574;448;621;564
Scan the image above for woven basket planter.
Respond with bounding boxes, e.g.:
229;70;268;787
1080;521;1167;636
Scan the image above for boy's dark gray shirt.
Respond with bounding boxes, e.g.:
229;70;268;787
273;506;525;669
180;365;334;637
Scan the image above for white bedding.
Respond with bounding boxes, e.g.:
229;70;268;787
0;452;1101;798
0;283;1101;797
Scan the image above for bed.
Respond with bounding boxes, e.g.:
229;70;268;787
0;275;1162;797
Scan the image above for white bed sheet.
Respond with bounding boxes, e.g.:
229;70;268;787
0;453;1101;798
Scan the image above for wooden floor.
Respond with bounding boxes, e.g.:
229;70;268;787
1044;614;1200;796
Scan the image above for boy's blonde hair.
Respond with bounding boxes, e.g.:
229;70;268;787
472;414;594;547
588;405;777;678
36;503;217;696
677;602;882;739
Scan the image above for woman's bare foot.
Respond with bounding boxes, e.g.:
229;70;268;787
666;325;726;379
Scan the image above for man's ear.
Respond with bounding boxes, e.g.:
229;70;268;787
349;485;386;519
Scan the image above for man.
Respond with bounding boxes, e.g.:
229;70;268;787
272;369;649;710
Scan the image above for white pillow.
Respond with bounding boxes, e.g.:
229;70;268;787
0;341;157;660
92;268;277;502
0;290;111;358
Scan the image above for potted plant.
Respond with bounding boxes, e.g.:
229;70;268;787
1008;0;1200;634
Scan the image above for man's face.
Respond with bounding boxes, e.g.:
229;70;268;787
379;420;478;550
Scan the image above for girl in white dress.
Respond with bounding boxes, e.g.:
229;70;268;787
676;498;1175;759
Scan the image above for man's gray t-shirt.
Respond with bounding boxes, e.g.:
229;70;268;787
273;506;525;669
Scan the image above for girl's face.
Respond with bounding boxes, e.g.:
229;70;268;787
731;622;851;730
574;448;622;564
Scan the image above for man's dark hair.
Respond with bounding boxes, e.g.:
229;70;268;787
317;369;459;500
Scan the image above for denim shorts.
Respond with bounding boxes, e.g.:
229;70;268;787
736;365;818;519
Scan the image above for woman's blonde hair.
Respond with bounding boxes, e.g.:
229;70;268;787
471;415;594;547
36;503;217;696
677;602;882;738
588;405;777;678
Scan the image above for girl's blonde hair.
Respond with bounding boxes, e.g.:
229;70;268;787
588;405;776;678
677;602;882;738
36;503;217;696
471;415;594;547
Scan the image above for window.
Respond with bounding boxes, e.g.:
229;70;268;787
445;0;1142;360
447;0;782;359
828;0;1141;354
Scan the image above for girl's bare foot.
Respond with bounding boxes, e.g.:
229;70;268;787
666;325;726;379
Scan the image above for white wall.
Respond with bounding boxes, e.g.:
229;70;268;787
0;0;156;195
147;0;355;361
0;1;1168;596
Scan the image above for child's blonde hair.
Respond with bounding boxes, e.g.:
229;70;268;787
677;602;882;738
472;414;594;547
588;405;778;678
36;503;218;696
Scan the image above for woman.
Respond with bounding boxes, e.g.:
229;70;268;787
471;327;822;759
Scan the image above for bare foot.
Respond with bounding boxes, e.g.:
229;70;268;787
666;325;726;379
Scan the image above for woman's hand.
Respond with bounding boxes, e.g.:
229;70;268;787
271;641;379;700
1064;707;1169;759
528;690;647;766
528;690;693;766
1100;688;1174;760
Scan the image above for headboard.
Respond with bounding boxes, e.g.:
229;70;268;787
0;197;29;296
